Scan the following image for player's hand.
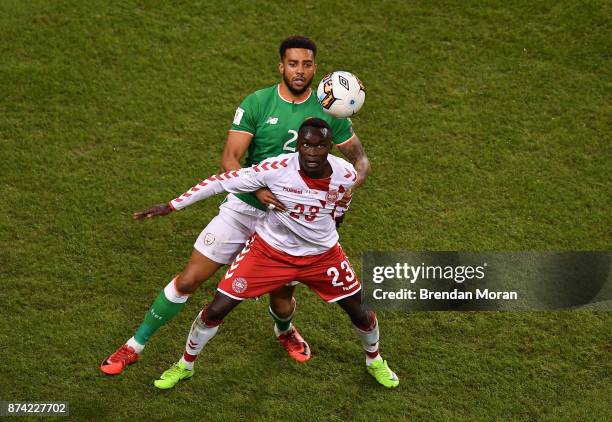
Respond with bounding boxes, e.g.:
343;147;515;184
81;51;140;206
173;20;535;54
335;214;345;228
336;187;354;208
255;188;286;212
133;203;173;220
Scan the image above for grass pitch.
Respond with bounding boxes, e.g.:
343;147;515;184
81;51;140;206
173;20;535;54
1;1;610;420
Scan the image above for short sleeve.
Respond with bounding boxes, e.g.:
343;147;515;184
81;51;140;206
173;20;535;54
329;117;355;145
230;93;260;134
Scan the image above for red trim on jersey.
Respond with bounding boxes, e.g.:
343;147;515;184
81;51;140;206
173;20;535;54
298;170;331;191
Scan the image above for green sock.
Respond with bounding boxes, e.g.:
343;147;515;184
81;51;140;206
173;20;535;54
268;304;294;332
134;290;186;345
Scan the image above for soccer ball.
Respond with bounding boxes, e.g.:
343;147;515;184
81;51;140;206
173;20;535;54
316;71;365;118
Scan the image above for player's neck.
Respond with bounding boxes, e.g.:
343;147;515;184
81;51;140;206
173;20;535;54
278;83;311;103
300;163;332;179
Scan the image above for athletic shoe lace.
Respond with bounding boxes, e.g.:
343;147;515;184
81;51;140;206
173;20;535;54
162;363;187;379
112;345;135;363
370;361;390;377
285;330;304;352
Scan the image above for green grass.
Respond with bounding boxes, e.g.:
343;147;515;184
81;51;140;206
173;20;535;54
1;0;610;420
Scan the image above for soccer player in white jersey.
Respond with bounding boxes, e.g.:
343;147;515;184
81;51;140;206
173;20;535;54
133;118;398;389
101;35;370;375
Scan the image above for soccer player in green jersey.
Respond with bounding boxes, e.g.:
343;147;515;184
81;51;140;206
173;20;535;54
101;35;371;375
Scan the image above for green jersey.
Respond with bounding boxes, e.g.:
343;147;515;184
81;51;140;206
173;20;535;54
229;84;355;210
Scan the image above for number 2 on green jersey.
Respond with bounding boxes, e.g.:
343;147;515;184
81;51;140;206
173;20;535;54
283;130;298;152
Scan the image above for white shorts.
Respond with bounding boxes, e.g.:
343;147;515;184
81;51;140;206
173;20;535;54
194;194;265;264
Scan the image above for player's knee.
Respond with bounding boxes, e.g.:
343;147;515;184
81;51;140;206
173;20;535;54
204;306;224;324
175;273;202;295
205;301;232;323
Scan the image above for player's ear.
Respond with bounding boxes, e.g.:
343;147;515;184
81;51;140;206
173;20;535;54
278;62;284;74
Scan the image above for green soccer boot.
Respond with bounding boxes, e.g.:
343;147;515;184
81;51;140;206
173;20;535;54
367;360;399;388
154;361;194;390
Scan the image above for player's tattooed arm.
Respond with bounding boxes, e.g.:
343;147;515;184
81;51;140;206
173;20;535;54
337;135;370;188
337;135;370;207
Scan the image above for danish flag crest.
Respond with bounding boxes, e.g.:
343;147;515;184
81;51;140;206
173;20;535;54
232;277;248;294
326;189;339;203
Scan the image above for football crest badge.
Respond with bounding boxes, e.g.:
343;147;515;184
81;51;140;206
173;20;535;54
204;233;215;245
232;277;248;294
326;189;339;203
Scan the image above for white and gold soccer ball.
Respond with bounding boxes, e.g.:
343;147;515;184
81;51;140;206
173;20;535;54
316;71;365;118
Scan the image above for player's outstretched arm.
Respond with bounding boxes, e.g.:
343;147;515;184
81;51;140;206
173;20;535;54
133;203;173;220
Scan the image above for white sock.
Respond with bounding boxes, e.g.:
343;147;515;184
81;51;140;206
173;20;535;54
179;356;194;370
366;353;383;366
164;278;190;304
180;309;220;369
353;312;381;366
126;337;144;354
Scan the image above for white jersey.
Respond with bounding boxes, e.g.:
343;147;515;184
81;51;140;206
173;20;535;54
170;153;357;256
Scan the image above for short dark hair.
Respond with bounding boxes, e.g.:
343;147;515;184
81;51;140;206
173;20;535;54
279;35;317;60
299;117;332;140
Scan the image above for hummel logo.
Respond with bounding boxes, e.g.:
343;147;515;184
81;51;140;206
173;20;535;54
266;117;279;124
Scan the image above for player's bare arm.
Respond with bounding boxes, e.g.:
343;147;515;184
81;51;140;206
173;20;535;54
221;130;253;171
222;130;285;211
336;134;370;206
